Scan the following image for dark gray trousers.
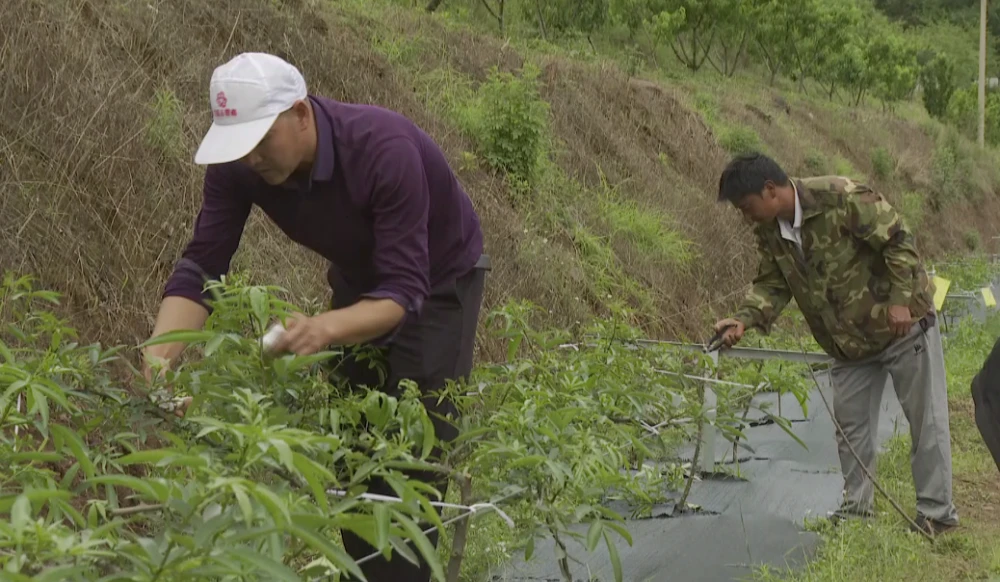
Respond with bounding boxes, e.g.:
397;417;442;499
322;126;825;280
971;335;1000;474
326;257;488;582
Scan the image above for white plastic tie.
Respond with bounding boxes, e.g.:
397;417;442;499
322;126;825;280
325;489;516;529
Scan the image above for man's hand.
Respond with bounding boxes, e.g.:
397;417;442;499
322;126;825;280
714;318;746;348
272;311;337;356
888;305;913;338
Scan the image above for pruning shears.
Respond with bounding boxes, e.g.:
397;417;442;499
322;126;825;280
704;323;737;354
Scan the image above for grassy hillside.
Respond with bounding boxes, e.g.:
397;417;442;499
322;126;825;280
3;0;1000;363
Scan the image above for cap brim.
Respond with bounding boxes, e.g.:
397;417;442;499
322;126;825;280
193;114;279;165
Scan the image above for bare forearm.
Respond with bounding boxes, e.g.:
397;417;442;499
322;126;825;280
144;296;210;364
323;298;406;345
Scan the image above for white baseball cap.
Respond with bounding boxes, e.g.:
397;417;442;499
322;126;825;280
193;52;308;165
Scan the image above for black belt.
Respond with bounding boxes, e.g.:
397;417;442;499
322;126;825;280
919;311;936;332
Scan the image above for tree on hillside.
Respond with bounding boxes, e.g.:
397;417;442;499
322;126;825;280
704;0;762;77
866;31;919;109
751;0;809;84
609;0;744;73
920;53;957;119
609;0;666;40
789;0;864;94
479;0;506;33
948;83;1000;146
520;0;609;43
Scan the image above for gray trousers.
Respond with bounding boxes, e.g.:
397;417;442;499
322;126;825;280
829;316;959;524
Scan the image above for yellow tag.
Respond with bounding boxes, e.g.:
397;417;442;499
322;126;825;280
933;276;951;312
983;287;997;308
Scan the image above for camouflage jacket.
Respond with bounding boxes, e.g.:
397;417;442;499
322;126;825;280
733;176;934;362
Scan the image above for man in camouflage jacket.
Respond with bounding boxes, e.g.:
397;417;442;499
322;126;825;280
714;153;959;536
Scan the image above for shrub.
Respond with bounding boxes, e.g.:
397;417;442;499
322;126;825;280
899;191;925;230
460;64;550;185
920;53;956;120
964;230;982;251
146;87;185;158
871;147;894;180
694;92;720;126
804;150;828;174
832;155;859;178
717;125;762;155
930;127;963;209
946;82;1000;146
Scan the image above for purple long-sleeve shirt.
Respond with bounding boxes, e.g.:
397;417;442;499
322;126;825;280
163;95;484;321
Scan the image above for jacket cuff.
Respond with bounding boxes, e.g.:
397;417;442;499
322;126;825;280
888;286;912;307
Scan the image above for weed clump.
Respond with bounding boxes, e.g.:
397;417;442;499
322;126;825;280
964;230;981;251
899;191;925;230
717;124;761;155
803;150;828;174
459;64;550;187
930;127;966;209
871;146;894;180
146;88;186;158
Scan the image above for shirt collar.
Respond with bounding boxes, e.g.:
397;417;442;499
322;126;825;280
795;178;824;221
792;181;802;229
280;95;335;191
309;96;335;183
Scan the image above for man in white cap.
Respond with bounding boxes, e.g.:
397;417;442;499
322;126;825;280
143;52;488;581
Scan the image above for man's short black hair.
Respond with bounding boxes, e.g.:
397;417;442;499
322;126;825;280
717;152;789;204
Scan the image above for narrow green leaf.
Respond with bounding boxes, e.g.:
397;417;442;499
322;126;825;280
251;484;291;528
508;455;546;469
35;379;71;411
59;463;80;490
195;426;223;440
289;524;367;582
292;452;333;511
32;565;93;582
231;483;254;527
392;509;445;582
11;495;31;529
140;329;216;348
250;288;268;331
374;503;390;551
604;529;623;582
51;497;86;528
31;385;50;429
602;520;633;546
229;547;300;582
268;530;284;564
0;489;72;513
268;439;295;473
586;519;603;552
9;451;63;463
771;415;808;450
524;533;535;561
420;414;436;459
388;535;421;567
85;475;167;503
51;424;96;479
115;449;172;465
204;333;227;357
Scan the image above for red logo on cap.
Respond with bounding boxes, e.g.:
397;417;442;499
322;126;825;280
216;92;227;108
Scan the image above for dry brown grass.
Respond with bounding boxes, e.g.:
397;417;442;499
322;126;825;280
3;0;1000;367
